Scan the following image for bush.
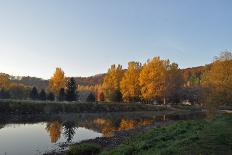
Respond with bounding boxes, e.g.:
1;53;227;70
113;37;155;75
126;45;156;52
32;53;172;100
66;143;101;155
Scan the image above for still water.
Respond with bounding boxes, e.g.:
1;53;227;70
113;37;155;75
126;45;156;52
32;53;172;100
0;111;204;155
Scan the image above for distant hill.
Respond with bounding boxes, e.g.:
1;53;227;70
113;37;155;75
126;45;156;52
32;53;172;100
8;65;210;90
73;74;105;86
10;74;105;90
11;76;49;90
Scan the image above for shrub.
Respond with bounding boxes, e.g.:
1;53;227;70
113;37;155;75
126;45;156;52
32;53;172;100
66;143;101;155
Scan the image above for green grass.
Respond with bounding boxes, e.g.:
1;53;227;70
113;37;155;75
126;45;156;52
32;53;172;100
66;143;101;155
100;114;232;155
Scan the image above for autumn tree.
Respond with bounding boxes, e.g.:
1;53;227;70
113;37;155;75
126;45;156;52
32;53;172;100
0;73;10;89
139;57;166;103
102;64;123;102
30;87;39;100
203;51;232;111
120;61;142;102
98;92;105;102
49;68;65;96
164;62;184;104
66;77;77;101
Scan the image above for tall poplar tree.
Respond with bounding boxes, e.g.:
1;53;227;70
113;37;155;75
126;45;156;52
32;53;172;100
120;61;142;102
139;57;166;103
49;68;66;96
203;51;232;107
102;64;123;102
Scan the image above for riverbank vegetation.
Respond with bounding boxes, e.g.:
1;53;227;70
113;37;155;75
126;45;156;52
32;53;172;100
66;114;232;155
0;100;169;114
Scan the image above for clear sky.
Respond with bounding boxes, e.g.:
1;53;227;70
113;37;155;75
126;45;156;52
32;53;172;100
0;0;232;79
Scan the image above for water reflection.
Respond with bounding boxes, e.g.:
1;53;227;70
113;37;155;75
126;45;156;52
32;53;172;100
90;118;154;137
0;111;206;155
43;113;169;142
46;121;62;143
45;118;154;142
63;121;76;142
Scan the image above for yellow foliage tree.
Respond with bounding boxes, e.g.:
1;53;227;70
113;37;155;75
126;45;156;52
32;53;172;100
102;64;123;101
139;57;166;103
49;68;66;96
203;51;232;107
0;73;10;89
120;61;142;102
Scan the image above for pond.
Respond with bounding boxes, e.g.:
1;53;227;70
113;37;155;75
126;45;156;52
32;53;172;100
0;111;204;155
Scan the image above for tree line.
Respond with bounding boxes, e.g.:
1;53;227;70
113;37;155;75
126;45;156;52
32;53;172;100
101;51;232;108
0;51;232;108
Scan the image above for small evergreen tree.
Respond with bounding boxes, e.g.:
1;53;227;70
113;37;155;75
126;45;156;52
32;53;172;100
110;90;122;102
58;88;66;101
86;92;96;102
39;89;47;101
66;78;77;101
30;87;38;100
0;89;11;99
47;92;55;101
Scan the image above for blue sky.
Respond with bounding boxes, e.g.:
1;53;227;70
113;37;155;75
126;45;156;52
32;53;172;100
0;0;232;79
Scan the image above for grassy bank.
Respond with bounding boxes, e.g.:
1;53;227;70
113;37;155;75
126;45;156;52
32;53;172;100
67;114;232;155
0;99;168;114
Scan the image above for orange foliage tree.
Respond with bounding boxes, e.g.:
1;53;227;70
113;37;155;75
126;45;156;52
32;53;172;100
49;68;66;96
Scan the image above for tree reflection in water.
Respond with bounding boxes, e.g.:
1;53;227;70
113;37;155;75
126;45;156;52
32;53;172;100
62;121;76;142
46;121;62;143
93;118;154;137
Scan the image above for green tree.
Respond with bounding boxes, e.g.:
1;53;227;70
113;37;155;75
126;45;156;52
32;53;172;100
66;78;77;101
58;88;66;101
63;121;76;142
47;92;55;101
86;92;96;102
0;88;10;99
39;89;47;101
30;87;39;100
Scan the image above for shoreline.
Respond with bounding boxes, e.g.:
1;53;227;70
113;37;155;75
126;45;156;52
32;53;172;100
44;120;175;155
44;111;206;155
